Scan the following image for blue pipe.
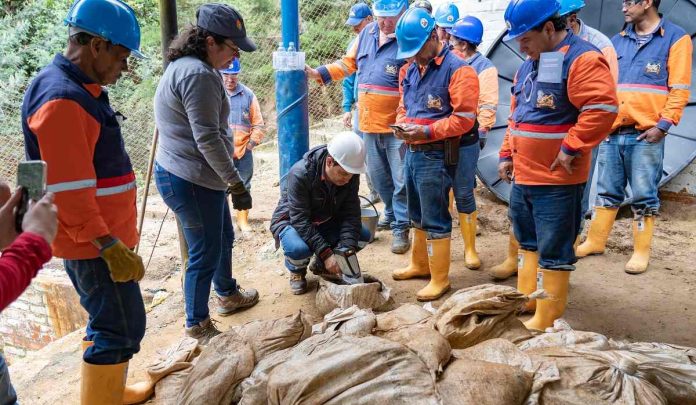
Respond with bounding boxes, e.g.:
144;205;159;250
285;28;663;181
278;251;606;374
276;0;309;188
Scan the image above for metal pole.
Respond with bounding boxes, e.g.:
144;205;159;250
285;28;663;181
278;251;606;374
159;0;178;62
276;0;309;189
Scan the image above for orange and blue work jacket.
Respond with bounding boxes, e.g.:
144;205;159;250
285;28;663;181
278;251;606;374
612;18;692;133
396;46;479;145
21;54;138;260
499;32;618;186
317;21;406;134
458;51;499;132
578;19;619;83
227;83;265;160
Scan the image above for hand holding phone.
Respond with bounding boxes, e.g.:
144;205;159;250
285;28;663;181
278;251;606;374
15;161;47;233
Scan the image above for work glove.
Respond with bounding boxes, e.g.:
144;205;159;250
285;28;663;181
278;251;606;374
479;129;488;150
227;182;252;211
100;239;145;282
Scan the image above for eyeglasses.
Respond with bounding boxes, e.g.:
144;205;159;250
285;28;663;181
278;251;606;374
622;0;643;7
221;41;240;57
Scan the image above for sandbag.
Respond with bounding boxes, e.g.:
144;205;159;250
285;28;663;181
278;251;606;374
151;338;201;405
612;340;696;365
232;310;312;361
517;320;610;352
454;338;560;405
265;332;440;404
438;358;534;405
315;275;393;316
374;303;432;332
312;305;376;336
527;347;667;405
236;347;294;405
176;330;255;405
433;284;532;349
375;325;451;378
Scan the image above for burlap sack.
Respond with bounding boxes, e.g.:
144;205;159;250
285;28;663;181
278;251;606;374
438;358;534;405
265;332;440;404
231;310;312;361
311;305;376;337
315;275;393;316
433;284;532;349
374;303;432;332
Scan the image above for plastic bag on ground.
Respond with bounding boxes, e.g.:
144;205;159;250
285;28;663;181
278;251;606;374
265;332;440;404
454;338;560;405
438;358;534;405
526;346;667;405
231;310;312;361
517;319;611;352
433;284;532;349
315;274;393;316
311;305;376;336
176;330;255;405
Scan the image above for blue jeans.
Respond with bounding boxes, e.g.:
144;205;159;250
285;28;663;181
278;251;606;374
233;151;254;191
595;131;664;217
579;146;599;233
154;163;238;328
510;183;585;270
453;142;481;214
404;148;456;239
64;258;146;365
363;133;409;233
0;354;17;405
280;222;372;273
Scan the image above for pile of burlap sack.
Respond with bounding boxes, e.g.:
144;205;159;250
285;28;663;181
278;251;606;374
142;281;696;404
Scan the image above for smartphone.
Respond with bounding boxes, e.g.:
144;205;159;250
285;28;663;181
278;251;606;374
15;160;47;232
389;124;407;132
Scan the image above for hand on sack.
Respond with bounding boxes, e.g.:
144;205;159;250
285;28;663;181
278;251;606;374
550;150;576;175
227;182;252;211
637;127;667;143
497;161;513;183
22;192;58;245
98;237;145;283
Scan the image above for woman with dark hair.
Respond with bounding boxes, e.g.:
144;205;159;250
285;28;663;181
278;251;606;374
153;3;260;344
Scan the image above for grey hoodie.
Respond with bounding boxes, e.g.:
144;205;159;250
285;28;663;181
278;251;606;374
154;56;240;190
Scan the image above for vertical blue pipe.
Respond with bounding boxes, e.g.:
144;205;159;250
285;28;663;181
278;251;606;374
276;0;309;189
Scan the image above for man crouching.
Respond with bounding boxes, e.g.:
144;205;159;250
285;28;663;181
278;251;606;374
270;133;372;294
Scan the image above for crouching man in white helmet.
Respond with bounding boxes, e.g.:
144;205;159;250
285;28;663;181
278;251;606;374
270;133;372;295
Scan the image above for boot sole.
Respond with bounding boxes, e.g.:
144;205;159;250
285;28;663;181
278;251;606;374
416;285;451;302
489;271;517;281
624;267;647;275
291;288;308;295
392;274;430;281
575;250;605;259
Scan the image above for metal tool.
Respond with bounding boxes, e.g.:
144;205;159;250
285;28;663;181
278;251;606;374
333;246;364;285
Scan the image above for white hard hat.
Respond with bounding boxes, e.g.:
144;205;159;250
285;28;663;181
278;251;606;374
327;132;367;174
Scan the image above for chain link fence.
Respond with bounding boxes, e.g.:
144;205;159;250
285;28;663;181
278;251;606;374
0;0;362;191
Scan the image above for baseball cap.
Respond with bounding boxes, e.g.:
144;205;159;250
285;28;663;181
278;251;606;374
345;3;372;26
196;3;257;52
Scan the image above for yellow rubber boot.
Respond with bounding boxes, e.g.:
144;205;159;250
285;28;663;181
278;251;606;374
81;361;127;405
82;340;155;405
459;211;481;270
417;238;451;301
524;269;570;331
489;230;519;280
625;216;654;274
576;207;618;258
236;209;252;233
393;228;430;280
517;250;539;313
448;190;456;217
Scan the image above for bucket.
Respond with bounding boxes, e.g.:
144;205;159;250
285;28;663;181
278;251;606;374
359;195;379;243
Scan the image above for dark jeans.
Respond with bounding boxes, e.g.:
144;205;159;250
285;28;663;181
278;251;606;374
154;163;238;328
510;183;585;270
233;150;254;191
64;258;146;364
404;148;456;239
0;353;17;405
453;142;481;214
280;222;372;273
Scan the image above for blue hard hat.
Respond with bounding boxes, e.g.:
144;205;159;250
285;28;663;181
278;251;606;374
450;16;484;45
373;0;407;17
434;2;459;28
559;0;586;16
64;0;145;59
503;0;561;41
346;2;372;26
395;7;436;59
220;58;241;74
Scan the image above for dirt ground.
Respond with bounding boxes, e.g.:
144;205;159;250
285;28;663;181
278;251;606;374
10;134;696;404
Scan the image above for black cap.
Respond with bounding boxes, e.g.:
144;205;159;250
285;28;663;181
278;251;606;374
412;0;433;14
196;3;257;52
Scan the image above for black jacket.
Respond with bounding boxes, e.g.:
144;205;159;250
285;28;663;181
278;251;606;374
270;145;361;258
